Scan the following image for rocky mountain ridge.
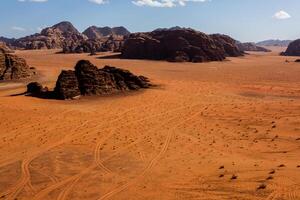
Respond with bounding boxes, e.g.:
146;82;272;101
83;26;130;39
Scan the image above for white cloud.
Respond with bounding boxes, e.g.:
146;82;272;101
273;10;291;20
11;26;26;31
132;0;209;7
88;0;108;4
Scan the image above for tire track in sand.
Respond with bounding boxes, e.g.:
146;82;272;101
265;177;300;200
35;103;201;200
0;103;150;199
97;109;202;200
0;119;91;200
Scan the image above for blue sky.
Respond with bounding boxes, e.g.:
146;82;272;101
1;0;300;42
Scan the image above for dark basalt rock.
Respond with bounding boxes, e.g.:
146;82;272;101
122;29;243;63
282;39;300;56
27;60;151;100
0;51;36;80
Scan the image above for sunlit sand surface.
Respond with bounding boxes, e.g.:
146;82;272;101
0;49;299;200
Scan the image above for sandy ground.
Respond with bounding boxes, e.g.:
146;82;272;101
0;49;300;200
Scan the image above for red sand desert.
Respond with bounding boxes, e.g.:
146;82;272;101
0;49;300;200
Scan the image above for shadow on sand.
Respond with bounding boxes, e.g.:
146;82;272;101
96;54;121;59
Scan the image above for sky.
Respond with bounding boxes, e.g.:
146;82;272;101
1;0;300;42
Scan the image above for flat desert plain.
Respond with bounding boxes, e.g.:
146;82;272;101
0;49;300;200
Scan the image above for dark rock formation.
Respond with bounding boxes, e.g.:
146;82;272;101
236;42;271;52
210;34;244;57
83;26;130;39
62;36;125;54
282;39;300;56
122;29;243;63
0;51;36;80
27;82;44;94
10;21;87;50
54;70;81;99
27;60;151;100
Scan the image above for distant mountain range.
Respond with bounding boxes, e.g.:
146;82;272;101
256;39;292;47
0;21;130;50
0;22;295;53
236;42;271;52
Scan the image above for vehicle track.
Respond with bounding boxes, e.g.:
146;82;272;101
34;103;201;200
0;103;151;199
97;110;202;200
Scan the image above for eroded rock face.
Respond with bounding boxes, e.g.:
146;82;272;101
210;34;244;57
62;36;125;54
54;70;81;99
0;51;36;80
11;21;87;50
122;29;243;62
83;26;130;39
282;39;300;56
0;42;14;53
27;60;151;100
236;42;271;52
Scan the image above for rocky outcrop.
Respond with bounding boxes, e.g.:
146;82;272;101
0;37;16;48
236;42;271;52
0;51;36;80
83;26;130;39
210;34;244;57
62;35;125;54
282;39;300;56
27;60;151;100
0;42;14;53
11;21;87;50
122;29;243;63
54;70;81;99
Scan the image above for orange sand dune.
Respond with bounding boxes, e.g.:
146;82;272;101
0;50;300;200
